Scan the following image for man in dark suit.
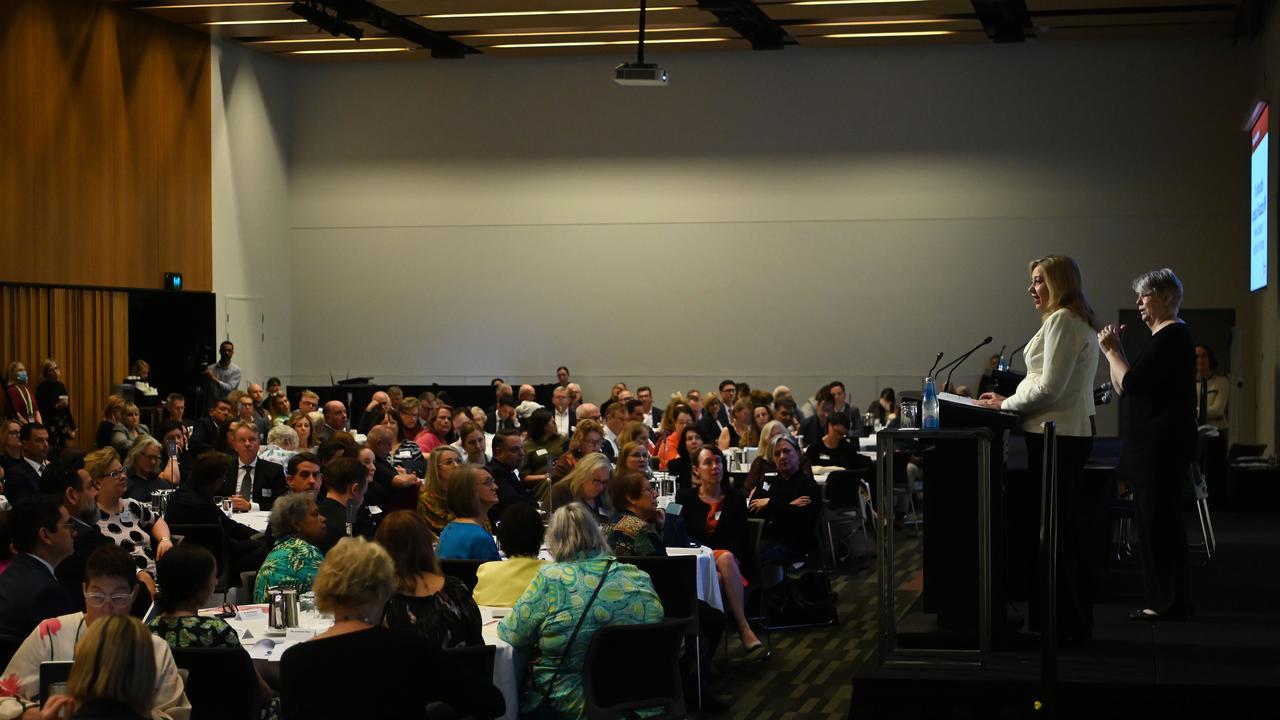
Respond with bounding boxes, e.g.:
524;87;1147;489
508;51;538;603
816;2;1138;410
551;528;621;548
486;429;538;524
0;495;76;637
40;453;115;612
314;401;348;445
364;426;421;513
484;396;521;434
167;451;266;577
188;398;231;456
219;423;286;511
5;423;50;508
716;380;737;427
637;386;663;430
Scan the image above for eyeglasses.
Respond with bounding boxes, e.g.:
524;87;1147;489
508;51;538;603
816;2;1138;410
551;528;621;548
84;591;133;608
142;453;162;461
101;468;126;480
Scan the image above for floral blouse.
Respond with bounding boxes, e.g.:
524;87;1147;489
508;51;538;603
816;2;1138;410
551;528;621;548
253;536;324;603
603;511;666;558
149;615;242;649
96;499;158;575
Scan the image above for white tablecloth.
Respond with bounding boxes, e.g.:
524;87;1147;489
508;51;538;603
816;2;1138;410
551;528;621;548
237;510;271;533
481;617;519;720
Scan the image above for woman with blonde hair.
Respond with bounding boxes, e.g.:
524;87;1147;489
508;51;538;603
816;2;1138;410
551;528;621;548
549;419;604;482
42;615;157;720
418;445;464;534
279;537;503;720
726;398;756;450
743;420;791;496
96;395;126;450
546;452;612;523
287;411;316;449
4;361;40;425
977;254;1100;640
109;403;150;460
35;359;76;456
616;421;653;455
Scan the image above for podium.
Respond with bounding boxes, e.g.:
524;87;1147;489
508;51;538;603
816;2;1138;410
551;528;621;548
877;395;1019;666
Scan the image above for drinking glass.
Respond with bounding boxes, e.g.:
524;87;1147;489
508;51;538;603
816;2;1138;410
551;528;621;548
900;400;920;430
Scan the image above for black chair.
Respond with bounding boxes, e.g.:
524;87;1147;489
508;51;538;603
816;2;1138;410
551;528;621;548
582;619;687;720
171;646;260;720
0;635;23;669
736;518;776;657
439;559;484;592
619;555;701;707
821;468;873;567
440;644;496;684
169;524;233;592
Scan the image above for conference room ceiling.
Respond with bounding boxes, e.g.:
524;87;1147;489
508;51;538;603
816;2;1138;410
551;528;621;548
119;0;1247;60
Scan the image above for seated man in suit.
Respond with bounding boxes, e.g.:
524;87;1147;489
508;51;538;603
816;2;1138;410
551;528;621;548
551;385;575;438
0;495;75;637
167;451;267;577
364;426;421;513
314;401;347;445
5;423;50;508
188;397;231;457
40;453;121;613
219;423;286;511
484;395;521;434
637;386;662;429
486;429;539;525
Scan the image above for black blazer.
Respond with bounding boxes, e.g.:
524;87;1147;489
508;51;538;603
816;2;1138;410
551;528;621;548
188;415;221;456
218;458;287;510
5;460;41;508
164;485;259;545
56;525;115;612
0;553;75;637
676;486;748;558
485;460;537;525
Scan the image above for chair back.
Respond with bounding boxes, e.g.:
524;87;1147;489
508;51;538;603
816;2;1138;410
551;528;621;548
441;643;496;680
618;555;697;632
439;559;483;591
171;646;260;720
582;619;687;720
168;524;231;585
824;469;869;510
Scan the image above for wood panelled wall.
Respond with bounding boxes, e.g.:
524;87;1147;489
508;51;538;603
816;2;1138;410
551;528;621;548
0;0;212;291
0;286;129;451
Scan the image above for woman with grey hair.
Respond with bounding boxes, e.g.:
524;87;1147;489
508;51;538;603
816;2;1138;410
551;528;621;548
259;423;300;466
1098;268;1196;621
498;504;664;718
253;491;327;601
123;435;168;503
748;433;821;562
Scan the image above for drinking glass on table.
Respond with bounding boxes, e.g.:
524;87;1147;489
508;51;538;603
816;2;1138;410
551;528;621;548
900;400;920;430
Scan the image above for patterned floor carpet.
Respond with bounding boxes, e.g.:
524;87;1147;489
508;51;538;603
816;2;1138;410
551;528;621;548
705;531;923;720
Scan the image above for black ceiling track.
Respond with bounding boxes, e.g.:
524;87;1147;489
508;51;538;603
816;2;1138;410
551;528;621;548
971;0;1036;42
290;0;476;58
696;0;796;50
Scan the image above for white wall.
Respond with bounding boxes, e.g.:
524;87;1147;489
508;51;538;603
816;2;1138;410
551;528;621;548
211;38;294;392
280;38;1258;437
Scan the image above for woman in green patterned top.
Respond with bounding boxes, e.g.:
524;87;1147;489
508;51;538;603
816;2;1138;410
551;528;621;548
498;503;664;719
602;469;666;558
254;493;327;603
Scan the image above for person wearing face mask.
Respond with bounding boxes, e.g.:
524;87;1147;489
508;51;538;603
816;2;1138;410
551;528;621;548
4;363;40;426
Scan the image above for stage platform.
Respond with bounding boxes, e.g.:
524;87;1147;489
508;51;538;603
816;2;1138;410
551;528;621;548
850;511;1280;719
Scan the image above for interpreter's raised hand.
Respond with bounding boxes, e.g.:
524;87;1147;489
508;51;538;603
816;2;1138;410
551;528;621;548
1097;323;1125;354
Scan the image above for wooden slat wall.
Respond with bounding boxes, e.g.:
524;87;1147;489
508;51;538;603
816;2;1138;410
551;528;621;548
0;0;212;292
0;286;130;451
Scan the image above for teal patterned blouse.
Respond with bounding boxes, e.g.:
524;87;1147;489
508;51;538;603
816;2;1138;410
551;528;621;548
149;615;242;649
497;551;664;719
253;536;324;603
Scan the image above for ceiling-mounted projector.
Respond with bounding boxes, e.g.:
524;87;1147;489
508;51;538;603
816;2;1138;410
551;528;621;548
614;62;668;86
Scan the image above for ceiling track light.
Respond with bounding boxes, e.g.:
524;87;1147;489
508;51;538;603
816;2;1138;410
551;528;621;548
290;0;364;39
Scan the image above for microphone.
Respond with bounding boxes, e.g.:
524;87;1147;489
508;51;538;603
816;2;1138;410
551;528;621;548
1007;341;1028;369
927;352;944;378
937;336;993;392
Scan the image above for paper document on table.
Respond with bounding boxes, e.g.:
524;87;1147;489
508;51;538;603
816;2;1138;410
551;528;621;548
939;392;981;407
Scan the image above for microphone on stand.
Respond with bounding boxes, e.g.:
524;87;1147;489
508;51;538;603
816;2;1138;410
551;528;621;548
1007;341;1028;369
936;336;993;393
927;352;944;379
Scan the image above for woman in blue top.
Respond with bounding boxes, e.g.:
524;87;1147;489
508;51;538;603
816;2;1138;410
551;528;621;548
437;465;501;561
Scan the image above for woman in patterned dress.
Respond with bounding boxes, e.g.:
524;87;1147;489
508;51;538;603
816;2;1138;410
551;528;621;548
84;447;172;597
253;492;327;602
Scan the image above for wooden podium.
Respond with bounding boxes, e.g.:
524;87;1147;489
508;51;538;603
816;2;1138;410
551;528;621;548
877;394;1019;665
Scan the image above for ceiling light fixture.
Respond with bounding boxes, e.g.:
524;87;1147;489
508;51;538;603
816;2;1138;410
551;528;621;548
203;17;305;24
494;37;726;48
822;29;955;36
148;2;290;8
423;6;681;19
292;47;410;54
248;36;362;43
290;0;363;39
458;26;716;39
792;0;929;5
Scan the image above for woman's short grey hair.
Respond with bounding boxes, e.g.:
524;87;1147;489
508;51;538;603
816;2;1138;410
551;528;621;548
266;424;299;451
1132;268;1183;309
768;433;801;456
123;436;161;472
546;503;610;562
269;492;314;536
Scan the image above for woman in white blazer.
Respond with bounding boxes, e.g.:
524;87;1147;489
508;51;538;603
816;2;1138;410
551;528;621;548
977;254;1100;642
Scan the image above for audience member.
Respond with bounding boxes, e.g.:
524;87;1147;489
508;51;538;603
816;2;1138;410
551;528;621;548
486;430;539;524
376;510;482;649
551;385;574;438
550;420;602;483
804;411;867;472
600;401;627;463
565;383;582;410
164;452;265;577
437;466;500;561
50;614;157;720
473;504;547;608
498;503;663;718
267;391;291;427
519;409;559;496
867;387;899;429
679;445;760;653
296;390;320;416
657;404;694;470
1;545;190;718
774;396;801;435
378;412;426;478
358;391;392;434
364;425;421;514
109;404;149;460
636;386;661;429
0;495;75;637
1;420;22;472
150;544;240;648
418;446;464;534
667;425;708;493
616;420;651;453
556;366;571;385
603;469;664;557
316;456;374;554
34;359;76;457
546;452;612;523
162;393;187;427
314;401;347;445
6;423;50;507
4;362;40;425
41;455;111;612
616;441;651;475
415;404;453;454
204;340;241;401
699;395;726;445
259;423;299;467
85;447;171;588
394;397;423;446
123;437;168;504
743;420;787;495
278;537;504;720
95;396;125;451
484;396;520;434
231;391;267;442
749;435;820;562
221;423;286;512
455;421;489;466
724;398;754;449
253;492;327;602
152;421;189;492
287;411;315;450
187;398;230;457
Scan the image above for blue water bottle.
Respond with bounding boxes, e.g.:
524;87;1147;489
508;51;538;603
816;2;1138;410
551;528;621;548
922;377;940;429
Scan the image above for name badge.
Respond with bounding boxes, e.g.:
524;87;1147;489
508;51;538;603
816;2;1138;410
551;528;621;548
367;505;383;516
119;511;134;524
536;448;548;457
261;489;272;498
820;454;831;461
762;482;772;492
396;450;412;460
713;510;722;522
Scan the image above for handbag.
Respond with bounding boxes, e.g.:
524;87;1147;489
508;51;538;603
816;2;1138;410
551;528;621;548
523;560;614;720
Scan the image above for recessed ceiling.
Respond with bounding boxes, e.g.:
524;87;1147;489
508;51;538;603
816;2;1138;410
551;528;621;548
115;0;1246;60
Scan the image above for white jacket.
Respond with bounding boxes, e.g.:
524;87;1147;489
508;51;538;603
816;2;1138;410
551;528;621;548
1002;308;1098;437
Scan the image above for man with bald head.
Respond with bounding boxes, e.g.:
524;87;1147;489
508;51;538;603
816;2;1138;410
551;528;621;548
359;391;392;434
315;400;347;444
365;425;421;512
518;385;536;403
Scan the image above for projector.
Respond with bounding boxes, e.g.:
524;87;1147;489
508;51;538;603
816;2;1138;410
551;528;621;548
614;62;668;86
